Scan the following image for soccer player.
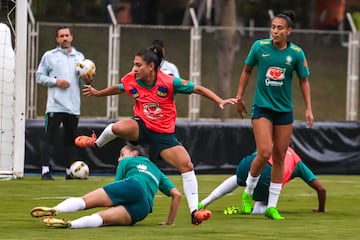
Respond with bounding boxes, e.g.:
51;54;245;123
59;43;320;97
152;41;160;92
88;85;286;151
198;146;326;215
74;45;237;225
30;143;182;228
235;10;314;219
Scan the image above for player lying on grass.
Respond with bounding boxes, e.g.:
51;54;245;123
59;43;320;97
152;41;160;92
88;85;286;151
198;146;326;216
30;143;182;228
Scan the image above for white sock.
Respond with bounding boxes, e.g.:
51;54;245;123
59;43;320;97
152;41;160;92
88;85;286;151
70;213;103;228
201;175;238;207
54;197;86;213
181;171;198;213
267;182;282;208
244;172;260;195
95;123;117;147
42;166;50;174
251;201;267;214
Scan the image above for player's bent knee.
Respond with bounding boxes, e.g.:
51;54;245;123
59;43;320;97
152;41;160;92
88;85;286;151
100;205;132;226
177;161;194;173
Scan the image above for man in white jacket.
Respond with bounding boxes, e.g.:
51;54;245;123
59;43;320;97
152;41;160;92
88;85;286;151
36;26;91;180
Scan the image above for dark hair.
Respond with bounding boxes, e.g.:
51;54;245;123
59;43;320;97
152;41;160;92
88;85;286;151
125;142;149;158
289;138;295;150
135;45;164;70
56;26;71;37
151;39;164;49
274;10;295;28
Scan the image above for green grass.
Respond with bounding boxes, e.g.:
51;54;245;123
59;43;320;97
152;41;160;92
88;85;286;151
0;175;359;240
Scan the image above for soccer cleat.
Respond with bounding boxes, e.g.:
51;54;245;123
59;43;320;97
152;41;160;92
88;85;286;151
75;130;97;147
265;207;285;220
240;191;253;214
223;206;241;215
31;207;58;218
197;202;204;210
41;217;71;228
41;172;54;180
191;209;212;225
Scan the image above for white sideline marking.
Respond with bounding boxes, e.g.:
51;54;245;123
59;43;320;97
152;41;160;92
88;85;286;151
33;196;72;200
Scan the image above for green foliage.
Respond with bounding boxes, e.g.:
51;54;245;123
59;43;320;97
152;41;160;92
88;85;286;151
352;12;360;31
31;0;105;23
0;175;359;240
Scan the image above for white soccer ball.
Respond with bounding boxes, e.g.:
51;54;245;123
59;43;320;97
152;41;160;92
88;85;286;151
69;161;89;179
76;59;96;78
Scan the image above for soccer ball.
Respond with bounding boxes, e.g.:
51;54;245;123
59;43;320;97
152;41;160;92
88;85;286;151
76;59;96;78
69;161;89;179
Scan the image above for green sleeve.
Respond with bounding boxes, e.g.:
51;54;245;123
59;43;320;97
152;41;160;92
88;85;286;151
295;49;310;78
118;83;124;91
291;161;317;185
173;77;195;94
159;173;176;196
245;40;260;67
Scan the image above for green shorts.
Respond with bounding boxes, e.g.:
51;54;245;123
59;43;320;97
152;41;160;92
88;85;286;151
236;155;272;202
103;178;150;225
251;105;294;125
132;117;182;161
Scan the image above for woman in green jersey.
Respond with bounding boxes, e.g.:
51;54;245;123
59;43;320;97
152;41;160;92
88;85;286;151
30;143;182;228
235;10;314;220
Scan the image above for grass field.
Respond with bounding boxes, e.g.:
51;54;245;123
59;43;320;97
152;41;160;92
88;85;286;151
0;174;359;240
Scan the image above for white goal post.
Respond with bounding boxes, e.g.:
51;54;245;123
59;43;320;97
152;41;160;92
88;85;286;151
0;23;16;178
0;0;27;179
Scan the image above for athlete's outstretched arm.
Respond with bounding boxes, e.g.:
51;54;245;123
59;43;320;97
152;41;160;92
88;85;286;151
309;179;326;212
158;187;182;225
192;85;238;109
82;84;123;97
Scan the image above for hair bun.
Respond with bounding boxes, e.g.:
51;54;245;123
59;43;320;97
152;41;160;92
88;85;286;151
282;10;295;22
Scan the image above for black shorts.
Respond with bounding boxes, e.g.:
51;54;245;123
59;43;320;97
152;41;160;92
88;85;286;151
132;117;182;161
251;105;294;125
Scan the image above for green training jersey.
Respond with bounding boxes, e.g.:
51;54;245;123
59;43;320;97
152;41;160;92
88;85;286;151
114;156;175;209
245;38;310;112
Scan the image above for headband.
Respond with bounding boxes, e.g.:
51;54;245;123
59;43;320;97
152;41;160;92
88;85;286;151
275;13;293;28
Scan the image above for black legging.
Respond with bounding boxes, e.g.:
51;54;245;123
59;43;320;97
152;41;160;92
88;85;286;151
41;112;79;169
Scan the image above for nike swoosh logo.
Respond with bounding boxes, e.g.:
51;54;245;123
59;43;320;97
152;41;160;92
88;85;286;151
262;54;270;57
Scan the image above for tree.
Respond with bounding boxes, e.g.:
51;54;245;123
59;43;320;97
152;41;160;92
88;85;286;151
213;0;239;120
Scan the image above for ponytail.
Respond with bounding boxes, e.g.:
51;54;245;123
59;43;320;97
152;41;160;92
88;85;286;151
135;46;163;70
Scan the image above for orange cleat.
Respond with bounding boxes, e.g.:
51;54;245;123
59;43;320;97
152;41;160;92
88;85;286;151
75;131;97;147
191;209;212;225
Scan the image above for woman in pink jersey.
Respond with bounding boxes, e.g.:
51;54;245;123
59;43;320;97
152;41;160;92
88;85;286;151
199;146;326;214
75;45;238;225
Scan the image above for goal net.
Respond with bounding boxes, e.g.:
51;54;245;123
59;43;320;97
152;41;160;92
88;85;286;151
0;23;16;178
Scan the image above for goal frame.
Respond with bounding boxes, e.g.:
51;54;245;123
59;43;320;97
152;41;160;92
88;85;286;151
0;0;27;179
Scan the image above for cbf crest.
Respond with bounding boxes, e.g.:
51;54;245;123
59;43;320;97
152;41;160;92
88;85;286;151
156;86;168;98
130;88;140;99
